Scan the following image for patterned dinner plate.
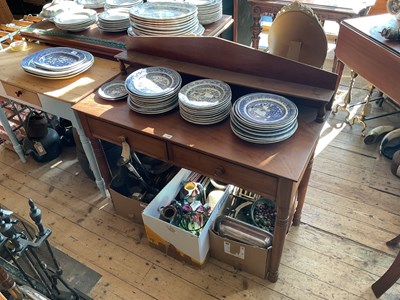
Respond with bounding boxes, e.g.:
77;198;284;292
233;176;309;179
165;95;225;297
233;93;298;127
125;67;181;97
179;79;231;109
230;120;298;144
21;47;94;76
22;60;94;79
129;2;197;21
98;80;128;100
31;47;88;71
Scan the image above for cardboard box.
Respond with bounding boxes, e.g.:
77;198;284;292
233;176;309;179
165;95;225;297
142;168;230;266
209;230;271;278
109;188;147;224
209;189;274;278
109;165;180;224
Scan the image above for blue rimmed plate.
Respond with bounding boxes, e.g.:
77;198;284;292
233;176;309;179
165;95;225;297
233;93;298;127
21;47;94;79
230;119;298;144
129;2;197;21
125;67;181;97
98;80;128;100
178;79;231;109
31;47;89;71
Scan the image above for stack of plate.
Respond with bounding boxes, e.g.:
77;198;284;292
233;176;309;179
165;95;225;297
230;93;298;144
128;2;204;36
38;1;84;22
178;79;232;125
97;8;130;32
104;0;143;10
98;80;128;101
192;0;223;25
125;67;182;114
53;9;97;32
146;0;222;25
20;47;94;80
76;0;106;9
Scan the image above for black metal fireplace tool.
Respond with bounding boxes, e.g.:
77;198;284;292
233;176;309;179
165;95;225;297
0;200;91;300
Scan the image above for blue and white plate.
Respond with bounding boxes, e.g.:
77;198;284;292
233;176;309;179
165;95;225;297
230;121;298;144
31;47;88;71
230;92;298;144
98;80;128;100
125;67;181;97
21;47;94;79
22;60;94;80
179;79;231;109
127;96;178;114
233;93;298;127
129;2;197;21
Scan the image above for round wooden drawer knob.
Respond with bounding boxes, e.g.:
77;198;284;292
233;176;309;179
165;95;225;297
214;166;225;176
15;90;23;97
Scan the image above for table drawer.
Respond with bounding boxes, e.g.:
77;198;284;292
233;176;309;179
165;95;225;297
2;82;42;107
87;117;168;161
170;144;278;199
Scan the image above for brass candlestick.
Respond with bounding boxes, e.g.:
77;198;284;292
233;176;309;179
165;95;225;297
332;70;358;121
347;83;375;136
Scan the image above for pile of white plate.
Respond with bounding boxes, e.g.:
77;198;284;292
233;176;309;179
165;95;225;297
128;2;204;36
97;8;130;32
104;0;142;10
230;93;299;144
38;1;84;22
192;0;223;25
125;67;182;114
178;79;232;125
53;9;97;32
20;47;94;80
76;0;106;9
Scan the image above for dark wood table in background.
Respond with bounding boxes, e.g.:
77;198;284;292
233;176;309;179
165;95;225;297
20;15;234;57
334;14;400;109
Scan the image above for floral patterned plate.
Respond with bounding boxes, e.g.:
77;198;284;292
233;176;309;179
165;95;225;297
98;80;128;100
32;47;88;71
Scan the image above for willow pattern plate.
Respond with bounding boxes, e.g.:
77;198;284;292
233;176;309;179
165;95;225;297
234;93;298;127
179;79;231;109
98;80;128;100
32;47;87;71
129;2;197;20
125;67;181;97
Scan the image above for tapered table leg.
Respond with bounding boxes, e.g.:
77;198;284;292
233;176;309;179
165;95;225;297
293;154;314;226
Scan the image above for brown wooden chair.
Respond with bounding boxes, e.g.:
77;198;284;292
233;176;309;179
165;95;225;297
267;1;327;68
371;234;400;298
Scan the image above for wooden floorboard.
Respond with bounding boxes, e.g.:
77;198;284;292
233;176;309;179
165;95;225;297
1;53;400;299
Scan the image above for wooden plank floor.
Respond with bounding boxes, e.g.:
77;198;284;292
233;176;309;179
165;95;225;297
1;50;400;299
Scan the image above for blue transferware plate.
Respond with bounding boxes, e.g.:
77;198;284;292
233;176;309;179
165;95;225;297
230;119;298;144
21;47;93;74
98;80;128;100
231;113;298;138
125;67;181;97
129;2;197;20
21;59;94;79
178;79;231;109
234;93;298;127
127;96;178;114
32;47;88;71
